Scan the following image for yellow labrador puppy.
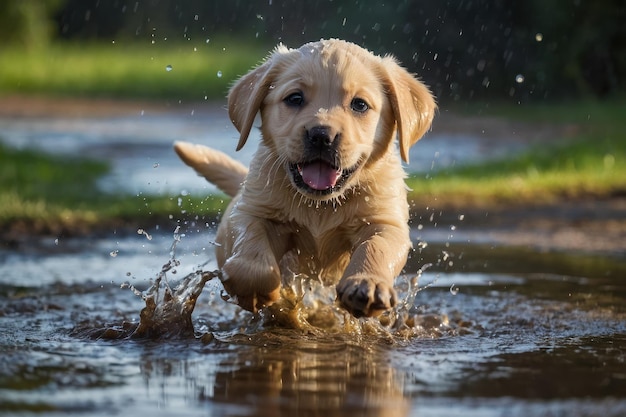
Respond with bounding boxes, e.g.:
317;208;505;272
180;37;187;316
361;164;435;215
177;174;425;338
175;39;435;317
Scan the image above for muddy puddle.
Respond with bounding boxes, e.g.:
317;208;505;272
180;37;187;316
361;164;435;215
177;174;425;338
1;224;625;416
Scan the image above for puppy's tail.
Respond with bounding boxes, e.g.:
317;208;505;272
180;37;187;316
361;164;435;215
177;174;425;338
174;141;248;198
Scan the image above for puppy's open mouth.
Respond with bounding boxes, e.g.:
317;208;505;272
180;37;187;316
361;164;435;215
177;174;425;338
289;160;360;196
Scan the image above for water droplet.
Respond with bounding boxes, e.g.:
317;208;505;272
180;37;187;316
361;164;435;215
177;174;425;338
153;163;160;168
535;33;543;42
137;228;153;241
165;64;173;72
54;238;59;245
217;70;223;78
449;284;460;295
110;250;119;257
515;74;525;83
458;214;465;221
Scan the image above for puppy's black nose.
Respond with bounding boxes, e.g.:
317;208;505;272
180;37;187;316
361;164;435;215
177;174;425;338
307;126;336;148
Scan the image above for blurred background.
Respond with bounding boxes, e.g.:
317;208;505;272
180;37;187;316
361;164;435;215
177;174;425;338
1;0;624;103
0;0;624;237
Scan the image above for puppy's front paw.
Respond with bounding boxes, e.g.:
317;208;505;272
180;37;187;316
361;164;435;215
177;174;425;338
221;257;281;313
336;275;397;318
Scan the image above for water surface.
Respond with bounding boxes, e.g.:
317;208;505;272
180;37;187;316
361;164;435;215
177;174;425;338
1;227;624;416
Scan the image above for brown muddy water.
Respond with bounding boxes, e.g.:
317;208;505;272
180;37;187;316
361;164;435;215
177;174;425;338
1;225;625;417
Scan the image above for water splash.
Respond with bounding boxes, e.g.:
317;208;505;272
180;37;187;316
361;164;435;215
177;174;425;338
128;226;219;339
254;255;457;341
98;231;469;342
130;266;220;339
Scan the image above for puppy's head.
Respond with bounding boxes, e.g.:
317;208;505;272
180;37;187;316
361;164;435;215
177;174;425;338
228;39;436;201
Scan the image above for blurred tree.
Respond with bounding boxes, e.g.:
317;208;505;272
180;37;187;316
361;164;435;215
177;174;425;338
527;0;626;98
17;0;626;101
0;0;66;50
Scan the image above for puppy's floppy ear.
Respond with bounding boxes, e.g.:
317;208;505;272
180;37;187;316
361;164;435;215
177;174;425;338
228;59;274;151
382;57;436;163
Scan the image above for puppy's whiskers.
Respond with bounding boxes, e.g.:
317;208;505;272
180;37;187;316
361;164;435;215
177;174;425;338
259;151;287;198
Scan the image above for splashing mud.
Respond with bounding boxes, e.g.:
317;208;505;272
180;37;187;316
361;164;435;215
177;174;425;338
101;229;462;344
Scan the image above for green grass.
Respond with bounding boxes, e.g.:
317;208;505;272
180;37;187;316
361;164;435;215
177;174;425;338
0;143;227;235
407;134;625;207
408;99;626;207
0;40;269;100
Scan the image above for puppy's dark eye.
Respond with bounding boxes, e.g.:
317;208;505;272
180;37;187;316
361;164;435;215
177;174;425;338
284;92;304;107
350;98;369;113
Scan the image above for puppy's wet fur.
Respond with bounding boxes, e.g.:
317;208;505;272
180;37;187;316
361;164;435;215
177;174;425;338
175;39;435;317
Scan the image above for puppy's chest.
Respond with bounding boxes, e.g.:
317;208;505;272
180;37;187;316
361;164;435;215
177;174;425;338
286;221;351;279
287;214;361;257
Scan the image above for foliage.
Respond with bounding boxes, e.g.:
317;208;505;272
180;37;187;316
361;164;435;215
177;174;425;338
0;0;64;49
2;0;624;101
0;41;266;100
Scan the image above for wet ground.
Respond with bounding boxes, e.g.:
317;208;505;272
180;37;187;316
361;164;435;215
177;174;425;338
1;228;625;416
1;96;625;416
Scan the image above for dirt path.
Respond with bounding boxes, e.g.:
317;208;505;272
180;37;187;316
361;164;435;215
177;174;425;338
415;198;626;257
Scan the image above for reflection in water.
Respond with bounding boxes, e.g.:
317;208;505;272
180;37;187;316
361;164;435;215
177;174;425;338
1;235;626;416
210;337;409;416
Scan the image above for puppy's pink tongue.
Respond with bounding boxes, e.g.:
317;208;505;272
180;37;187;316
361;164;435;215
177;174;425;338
299;161;341;190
